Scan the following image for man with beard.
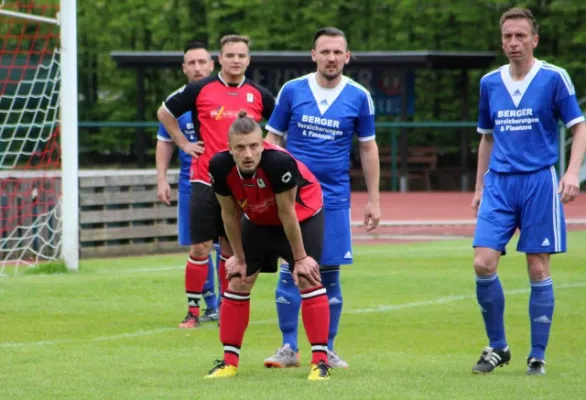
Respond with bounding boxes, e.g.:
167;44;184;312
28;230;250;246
157;35;275;328
264;27;381;369
205;112;332;380
156;40;220;326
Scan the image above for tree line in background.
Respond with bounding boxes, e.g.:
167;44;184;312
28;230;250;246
73;0;586;163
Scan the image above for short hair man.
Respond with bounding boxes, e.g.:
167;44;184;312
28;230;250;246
471;8;586;375
157;35;275;328
264;27;380;368
155;40;219;326
205;112;332;381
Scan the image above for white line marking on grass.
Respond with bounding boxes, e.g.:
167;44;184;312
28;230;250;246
353;234;470;241
117;247;468;272
354;245;473;256
350;217;586;227
96;247;472;274
0;328;177;348
114;266;183;273
346;282;586;314
2;282;584;349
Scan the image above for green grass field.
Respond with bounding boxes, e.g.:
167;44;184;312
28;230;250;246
2;233;586;400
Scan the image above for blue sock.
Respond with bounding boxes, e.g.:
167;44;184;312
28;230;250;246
476;273;507;349
202;255;217;311
214;243;222;309
529;277;554;360
322;266;342;351
275;263;300;352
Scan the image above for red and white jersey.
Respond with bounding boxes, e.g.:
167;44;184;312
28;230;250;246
209;141;323;225
163;74;274;184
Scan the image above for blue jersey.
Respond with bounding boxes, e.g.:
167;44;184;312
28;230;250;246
266;73;375;209
477;60;584;173
157;87;197;194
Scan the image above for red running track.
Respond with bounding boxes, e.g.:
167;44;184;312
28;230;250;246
349;192;586;244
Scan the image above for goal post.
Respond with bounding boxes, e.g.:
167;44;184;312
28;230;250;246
0;0;78;274
59;0;79;272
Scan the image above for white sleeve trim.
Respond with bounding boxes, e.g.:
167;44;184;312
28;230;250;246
477;127;493;134
566;116;585;129
265;124;285;136
357;135;376;142
157;136;173;142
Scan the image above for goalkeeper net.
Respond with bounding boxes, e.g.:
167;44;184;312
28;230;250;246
0;1;66;275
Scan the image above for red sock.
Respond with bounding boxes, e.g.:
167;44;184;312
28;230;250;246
301;285;330;364
185;256;209;317
219;290;251;367
217;253;230;298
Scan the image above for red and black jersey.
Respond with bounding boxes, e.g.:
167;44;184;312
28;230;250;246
163;74;275;185
209;141;323;226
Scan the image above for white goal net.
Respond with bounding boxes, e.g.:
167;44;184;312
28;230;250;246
0;0;78;275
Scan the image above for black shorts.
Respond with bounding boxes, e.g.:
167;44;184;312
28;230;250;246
242;210;324;276
189;182;225;245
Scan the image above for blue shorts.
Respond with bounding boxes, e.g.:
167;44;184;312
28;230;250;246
320;208;353;266
473;166;566;255
178;191;191;246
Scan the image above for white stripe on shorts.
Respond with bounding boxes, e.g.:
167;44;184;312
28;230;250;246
549;166;561;252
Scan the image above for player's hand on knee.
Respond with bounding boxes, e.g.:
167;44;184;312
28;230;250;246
293;256;321;287
471;190;483;217
558;172;580;204
157;181;172;205
364;202;381;232
226;255;248;284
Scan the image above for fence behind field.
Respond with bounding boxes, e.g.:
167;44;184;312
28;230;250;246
78;170;183;258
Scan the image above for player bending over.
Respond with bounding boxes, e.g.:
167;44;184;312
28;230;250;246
205;112;332;381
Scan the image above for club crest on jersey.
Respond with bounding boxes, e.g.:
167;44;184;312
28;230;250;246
246;93;254;103
257;178;266;188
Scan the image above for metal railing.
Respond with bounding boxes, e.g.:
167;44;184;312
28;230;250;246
5;118;570;189
74;120;476;192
